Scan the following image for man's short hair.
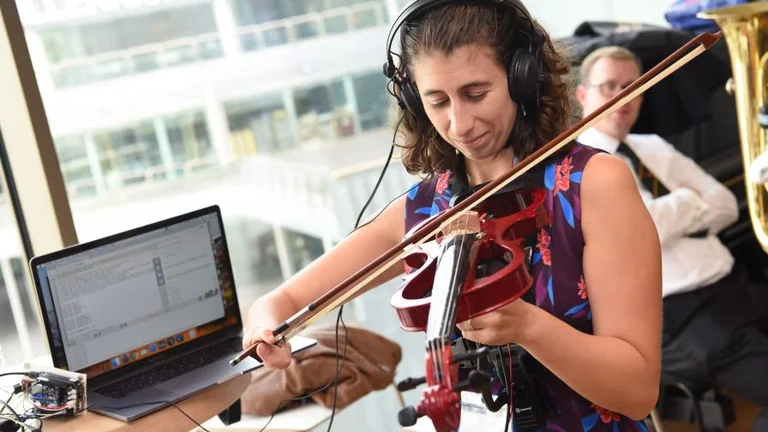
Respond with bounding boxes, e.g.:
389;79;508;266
579;46;643;85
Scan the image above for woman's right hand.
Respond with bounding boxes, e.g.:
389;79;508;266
243;327;293;369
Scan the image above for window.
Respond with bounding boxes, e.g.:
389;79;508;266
234;0;389;53
353;71;390;131
0;177;48;367
232;0;289;26
95;122;164;188
293;80;355;141
165;110;215;165
284;228;325;275
0;257;47;367
225;94;294;155
41;3;218;62
11;0;406;369
55;135;95;197
42;3;223;87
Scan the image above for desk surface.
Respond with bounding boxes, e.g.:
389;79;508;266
402;417;437;432
43;374;250;432
200;402;335;432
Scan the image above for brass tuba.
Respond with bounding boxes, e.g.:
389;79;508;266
699;3;768;254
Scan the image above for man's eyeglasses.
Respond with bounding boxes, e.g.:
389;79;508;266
586;80;633;98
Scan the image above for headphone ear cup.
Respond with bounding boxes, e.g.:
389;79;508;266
508;49;541;108
400;79;427;122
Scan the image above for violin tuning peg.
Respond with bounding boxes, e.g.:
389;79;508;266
450;346;489;364
396;376;427;392
398;406;422;427
453;369;491;393
468;369;491;391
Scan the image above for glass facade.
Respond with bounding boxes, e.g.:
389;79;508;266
225;93;293;156
51;67;390;200
43;2;223;87
14;1;401;338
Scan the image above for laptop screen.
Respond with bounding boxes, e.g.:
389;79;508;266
31;206;241;379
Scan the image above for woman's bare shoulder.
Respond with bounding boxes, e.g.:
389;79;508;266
579;151;658;241
580;152;639;197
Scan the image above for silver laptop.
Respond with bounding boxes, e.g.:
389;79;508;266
30;205;316;421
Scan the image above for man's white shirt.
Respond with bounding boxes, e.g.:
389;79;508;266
578;128;739;298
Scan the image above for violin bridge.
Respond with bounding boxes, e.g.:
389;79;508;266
439;211;482;237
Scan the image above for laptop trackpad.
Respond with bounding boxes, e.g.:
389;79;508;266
157;359;232;396
102;387;180;409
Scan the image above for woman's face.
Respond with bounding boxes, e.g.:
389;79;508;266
411;44;518;162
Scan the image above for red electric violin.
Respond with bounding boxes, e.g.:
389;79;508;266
229;31;722;432
389;186;549;431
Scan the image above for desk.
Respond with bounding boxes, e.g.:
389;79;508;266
42;374;250;432
402;417;436;432
199;403;335;432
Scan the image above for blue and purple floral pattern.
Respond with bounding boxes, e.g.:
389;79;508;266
404;143;648;431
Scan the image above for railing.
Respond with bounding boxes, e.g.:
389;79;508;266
63;154;221;198
45;1;388;88
49;32;223;88
18;0;194;26
238;149;415;239
236;1;387;52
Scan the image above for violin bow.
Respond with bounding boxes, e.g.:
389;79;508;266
231;30;721;366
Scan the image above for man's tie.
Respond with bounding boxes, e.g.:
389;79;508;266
616;142;670;198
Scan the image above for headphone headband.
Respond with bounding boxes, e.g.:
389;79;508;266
383;0;541;80
383;0;546;120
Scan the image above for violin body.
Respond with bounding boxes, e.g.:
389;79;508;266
391;187;550;332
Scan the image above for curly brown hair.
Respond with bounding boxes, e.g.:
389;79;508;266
392;1;573;177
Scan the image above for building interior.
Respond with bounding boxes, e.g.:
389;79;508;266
0;0;766;431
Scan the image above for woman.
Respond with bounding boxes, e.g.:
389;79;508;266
243;1;662;430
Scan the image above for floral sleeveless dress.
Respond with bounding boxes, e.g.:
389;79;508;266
403;143;648;431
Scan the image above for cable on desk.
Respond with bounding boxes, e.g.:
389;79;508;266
5;391;212;432
79;401;211;432
0;396;22;424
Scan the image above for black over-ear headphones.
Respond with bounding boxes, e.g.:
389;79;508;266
382;0;546;122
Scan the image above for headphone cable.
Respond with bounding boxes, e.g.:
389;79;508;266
252;112;408;432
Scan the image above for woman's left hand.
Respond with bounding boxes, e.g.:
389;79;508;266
456;299;539;346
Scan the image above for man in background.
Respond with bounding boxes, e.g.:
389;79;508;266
576;45;768;431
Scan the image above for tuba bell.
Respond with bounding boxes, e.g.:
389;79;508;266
699;3;768;254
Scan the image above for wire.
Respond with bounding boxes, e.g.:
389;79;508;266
325;305;349;431
1;379;211;432
325;112;403;432
255;317;350;432
1;392;14;416
504;344;513;432
0;396;21;423
255;112;408;432
62;400;212;432
346;114;408;235
0;373;33;380
168;400;211;432
0;414;34;431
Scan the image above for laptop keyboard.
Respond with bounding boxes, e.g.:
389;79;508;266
95;337;242;400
